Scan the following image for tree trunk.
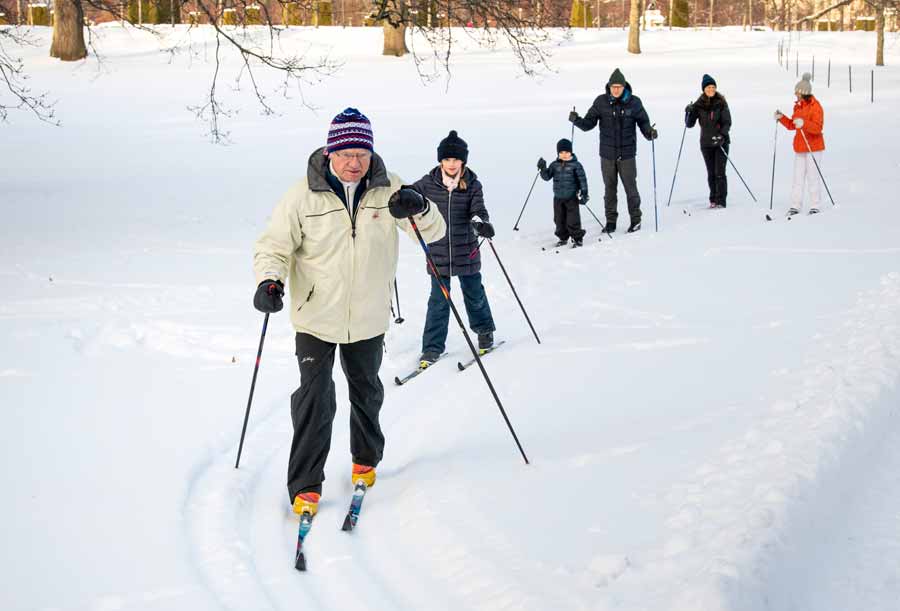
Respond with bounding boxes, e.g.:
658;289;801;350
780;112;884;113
383;22;408;56
708;0;714;28
747;0;752;29
875;3;884;66
50;0;87;61
628;0;641;53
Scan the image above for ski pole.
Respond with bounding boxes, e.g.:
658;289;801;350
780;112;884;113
666;123;687;207
407;216;529;465
571;106;576;145
798;129;836;206
513;170;540;231
469;238;486;259
769;122;778;210
718;144;758;203
651;125;659;232
486;239;541;345
393;279;404;324
235;313;270;469
582;202;610;238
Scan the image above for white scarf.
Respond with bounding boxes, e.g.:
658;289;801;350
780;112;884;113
441;169;460;192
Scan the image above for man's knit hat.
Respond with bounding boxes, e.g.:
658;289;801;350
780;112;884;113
437;130;468;163
701;74;717;90
795;72;813;96
326;108;374;154
608;68;627;87
556;138;573;154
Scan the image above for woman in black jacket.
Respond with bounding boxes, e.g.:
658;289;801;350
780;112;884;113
685;74;732;209
413;131;496;366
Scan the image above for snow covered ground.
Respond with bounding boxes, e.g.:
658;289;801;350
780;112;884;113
2;24;900;611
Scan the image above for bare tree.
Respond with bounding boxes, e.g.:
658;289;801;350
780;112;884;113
51;0;88;60
1;27;58;123
368;0;553;79
794;0;896;66
7;0;337;141
628;0;640;52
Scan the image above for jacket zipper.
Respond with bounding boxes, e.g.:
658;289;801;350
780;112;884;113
347;187;363;341
296;285;315;311
447;189;453;276
347;186;357;239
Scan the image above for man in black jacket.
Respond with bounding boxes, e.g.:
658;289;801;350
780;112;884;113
414;130;497;366
685;74;732;208
570;68;657;233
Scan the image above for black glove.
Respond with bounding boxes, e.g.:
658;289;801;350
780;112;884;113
649;127;659;140
578;192;589;206
710;134;724;145
537;157;547;171
472;220;495;239
253;279;284;313
568;111;579;124
388;186;427;218
684;103;694;114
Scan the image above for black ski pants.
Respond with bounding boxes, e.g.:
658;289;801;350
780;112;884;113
600;157;641;225
553;196;585;241
287;332;385;502
701;144;729;206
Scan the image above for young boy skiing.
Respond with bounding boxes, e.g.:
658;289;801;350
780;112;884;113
775;72;825;216
537;138;589;247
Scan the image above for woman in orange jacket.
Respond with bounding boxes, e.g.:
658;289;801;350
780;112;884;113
775;72;825;216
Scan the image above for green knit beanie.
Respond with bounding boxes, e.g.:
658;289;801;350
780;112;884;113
608;68;626;87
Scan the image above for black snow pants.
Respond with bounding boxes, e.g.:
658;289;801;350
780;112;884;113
287;332;385;502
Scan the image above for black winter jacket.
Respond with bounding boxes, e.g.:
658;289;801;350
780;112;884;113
413;166;489;277
573;82;653;161
540;155;588;200
685;93;732;148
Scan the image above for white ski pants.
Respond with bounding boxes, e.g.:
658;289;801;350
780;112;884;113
791;151;823;210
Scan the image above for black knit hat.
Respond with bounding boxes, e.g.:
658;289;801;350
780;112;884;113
701;74;717;90
556;138;572;154
608;68;626;87
437;130;468;163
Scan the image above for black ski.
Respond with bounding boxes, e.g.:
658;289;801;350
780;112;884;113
394;353;447;386
457;341;507;371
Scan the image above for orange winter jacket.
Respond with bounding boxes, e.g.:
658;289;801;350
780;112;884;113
779;96;825;153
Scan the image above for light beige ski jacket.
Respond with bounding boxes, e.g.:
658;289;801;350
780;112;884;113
254;148;446;344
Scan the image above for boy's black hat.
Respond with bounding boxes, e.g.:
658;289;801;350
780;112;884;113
557;138;573;153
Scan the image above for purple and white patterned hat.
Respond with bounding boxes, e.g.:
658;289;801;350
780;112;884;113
326;107;374;154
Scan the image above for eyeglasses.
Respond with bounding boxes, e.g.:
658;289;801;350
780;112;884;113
332;151;372;161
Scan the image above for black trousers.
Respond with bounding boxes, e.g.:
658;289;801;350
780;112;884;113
701;144;728;206
600;157;641;224
553;196;585;241
287;332;385;502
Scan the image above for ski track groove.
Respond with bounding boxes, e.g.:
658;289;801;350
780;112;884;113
183;392;301;611
598;272;900;610
383;486;591;611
